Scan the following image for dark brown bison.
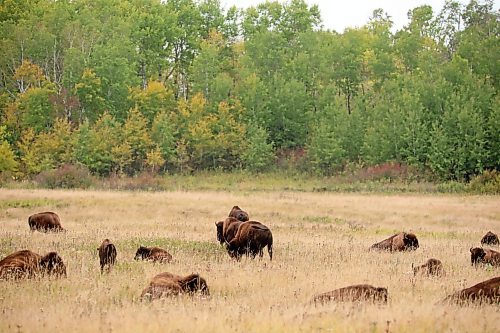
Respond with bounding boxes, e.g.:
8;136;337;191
98;239;117;274
313;284;388;305
481;231;499;246
226;221;273;260
370;232;419;252
443;276;500;305
134;246;172;263
28;212;64;232
413;258;445;277
215;217;244;245
470;247;500;266
0;250;66;280
140;272;209;301
228;206;249;222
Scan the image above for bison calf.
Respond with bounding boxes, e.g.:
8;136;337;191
313;284;388;305
443;276;500;305
226;221;273;260
413;258;445;277
98;239;117;274
28;212;64;232
140;272;209;301
370;232;419;252
134;246;172;263
0;250;66;280
481;231;499;246
228;206;249;222
470;247;500;266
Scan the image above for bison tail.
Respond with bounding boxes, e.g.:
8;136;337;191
268;235;273;261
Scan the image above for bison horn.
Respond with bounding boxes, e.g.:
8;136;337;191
470;247;473;253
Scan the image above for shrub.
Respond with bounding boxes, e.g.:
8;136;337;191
467;170;500;194
35;164;93;189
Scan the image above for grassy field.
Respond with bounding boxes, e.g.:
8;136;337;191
0;188;499;332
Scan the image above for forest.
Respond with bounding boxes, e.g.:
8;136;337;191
0;0;498;182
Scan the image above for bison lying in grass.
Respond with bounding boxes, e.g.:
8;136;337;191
413;258;445;277
443;276;500;305
470;247;500;266
313;284;388;305
370;232;419;252
140;272;209;301
0;250;66;280
226;221;273;260
98;239;117;274
28;212;65;232
134;246;172;263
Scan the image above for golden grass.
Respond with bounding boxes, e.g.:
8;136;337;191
0;188;499;332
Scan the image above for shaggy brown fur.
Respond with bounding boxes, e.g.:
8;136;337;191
470;247;500;266
28;212;64;232
313;284;388;305
226;221;273;260
0;250;66;280
216;218;244;245
140;272;209;301
413;258;445;277
370;232;419;252
481;231;499;246
134;246;172;263
228;206;249;222
443;276;500;305
98;239;117;274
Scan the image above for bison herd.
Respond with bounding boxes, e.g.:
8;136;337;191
0;209;499;306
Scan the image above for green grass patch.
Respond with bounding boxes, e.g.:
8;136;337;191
0;198;67;209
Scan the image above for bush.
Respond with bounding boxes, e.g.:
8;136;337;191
35;164;93;189
467;170;500;194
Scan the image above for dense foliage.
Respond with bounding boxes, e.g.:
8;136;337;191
0;0;498;181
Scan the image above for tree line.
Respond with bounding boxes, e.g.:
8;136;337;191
0;0;498;181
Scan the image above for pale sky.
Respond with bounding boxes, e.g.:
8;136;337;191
220;0;499;32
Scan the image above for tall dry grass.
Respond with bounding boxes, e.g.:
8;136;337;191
0;189;499;332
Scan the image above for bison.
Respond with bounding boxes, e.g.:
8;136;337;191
98;239;117;274
28;212;64;232
413;258;445;277
0;250;66;280
140;272;209;301
134;246;172;263
226;221;273;260
228;206;249;222
470;247;500;266
481;231;499;246
370;232;419;252
442;276;500;305
215;217;244;245
313;284;388;305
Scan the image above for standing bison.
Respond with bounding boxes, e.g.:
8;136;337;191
226;221;273;260
28;212;64;232
98;239;117;274
313;284;388;305
370;232;419;252
470;247;500;266
481;231;499;246
0;250;66;280
413;258;445;277
443;276;500;305
134;246;172;263
228;206;249;222
140;272;209;301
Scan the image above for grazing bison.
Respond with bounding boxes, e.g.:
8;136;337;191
0;250;66;280
134;246;172;263
228;206;249;222
216;217;244;245
470;247;500;266
413;258;445;277
28;212;64;232
481;231;499;246
98;239;117;274
140;272;209;301
370;232;419;252
443;276;500;305
313;284;388;305
226;221;273;260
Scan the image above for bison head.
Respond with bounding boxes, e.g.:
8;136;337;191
215;221;224;244
403;233;419;250
470;247;486;265
182;274;210;296
375;287;388;303
134;246;151;260
40;252;67;277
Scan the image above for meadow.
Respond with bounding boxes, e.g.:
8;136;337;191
0;188;499;332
